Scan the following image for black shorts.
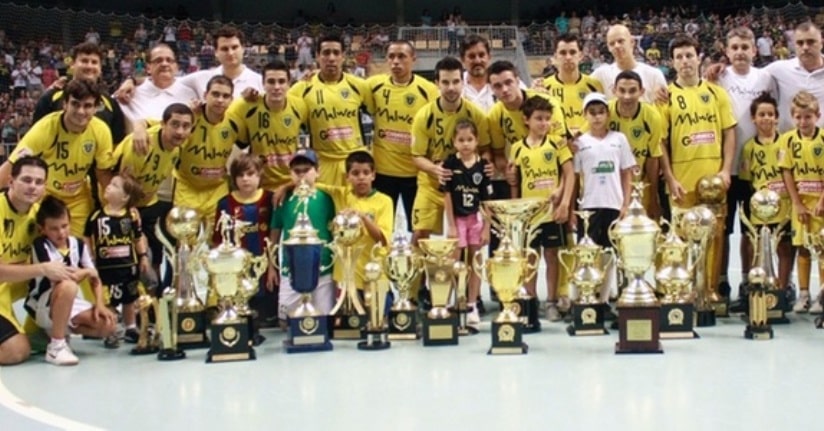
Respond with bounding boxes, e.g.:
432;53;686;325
761;222;792;241
374;174;417;231
727;176;754;235
139;200;173;266
577;208;620;249
0;313;21;345
530;222;567;249
101;267;140;306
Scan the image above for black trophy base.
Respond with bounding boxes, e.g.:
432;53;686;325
488;321;527;355
157;348;186;361
566;303;608;336
615;306;663;354
242;311;265;346
206;320;256;363
422;313;459;346
330;313;366;340
285;315;334;354
357;330;391;351
130;345;160;355
660;303;699;339
745;324;774;340
739;289;791;324
450;307;480;336
713;298;730;317
696;308;716;327
388;309;420;340
177;310;210;350
515;297;541;333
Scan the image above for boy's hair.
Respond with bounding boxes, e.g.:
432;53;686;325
434;56;464;81
71;41;103;60
214;25;245;46
206;74;234;93
791;90;820;114
522;95;554;119
162;103;194;123
263;60;290;82
614;70;644;88
453;118;479;139
669;34;701;58
118;173;145;208
487;60;518;80
316;33;344;53
36;195;69;226
63;79;102;103
554;33;581;50
749;92;778;117
345;150;375;173
460;34;489;59
388;40;416;56
726;27;755;43
230;153;263;182
11;156;48;178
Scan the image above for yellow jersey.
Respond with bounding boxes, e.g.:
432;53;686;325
114;125;180;207
662;80;736;192
410;97;490;192
543;74;603;135
608;100;664;169
289;73;375;161
777;128;824;198
740;133;789;224
510;136;573;222
367;74;439;178
175;113;240;189
9;112;114;200
0;193;39;305
488;89;568;155
228;95;309;189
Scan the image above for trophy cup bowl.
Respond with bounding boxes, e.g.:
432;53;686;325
696;175;726;205
483;198;548;249
203;245;249;323
418;238;460;346
679;206;716;244
375;239;422;340
331;212;363;246
609;203;660;307
166;207;202;243
750;189;781;222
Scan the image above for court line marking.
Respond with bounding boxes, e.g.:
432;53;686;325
0;367;104;431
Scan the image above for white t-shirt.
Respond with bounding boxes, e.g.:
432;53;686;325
120;79;199;124
591;61;668;103
718;66;776;175
574;131;637;211
462;71;527;114
756;37;773;56
765;57;824;132
179;65;263;99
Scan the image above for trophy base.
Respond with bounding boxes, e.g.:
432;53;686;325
388;309;420;340
745;325;774;340
713;298;730;317
514;297;541;333
422;313;459;346
177;310;210;350
286;315;334;353
357;330;391;351
766;289;790;324
566;303;608;336
206;319;256;363
241;311;265;347
157;348;186;361
488;321;527;355
130;345;160;355
450;307;480;336
695;309;716;327
331;314;366;340
615;305;663;354
660;303;698;339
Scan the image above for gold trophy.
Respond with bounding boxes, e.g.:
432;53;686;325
561;210;612;336
473;236;538;354
130;282;160;355
679;205;717;328
373;230;423;340
157;288;186;360
482;198;548;333
157;207;209;349
203;212;268;363
697;174;729;316
357;261;391;350
329;211;368;339
452;261;474;336
803;226;824;328
655;220;698;339
418;238;460;346
609;182;663;354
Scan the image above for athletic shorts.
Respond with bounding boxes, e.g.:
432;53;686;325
139;200;173;266
577;208;620;249
726;176;754;235
374;174;416;230
173;178;228;220
30;292;92;333
530;221;567;250
791;196;824;247
62;192;94;238
455;213;483;248
101;267;140;307
411;186;444;234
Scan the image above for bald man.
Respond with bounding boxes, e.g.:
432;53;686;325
591;25;667;103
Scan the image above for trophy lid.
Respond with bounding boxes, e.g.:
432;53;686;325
750;189;781;222
697;175;725;205
610;182;660;237
418;238;458;258
678;205;715;243
165;206;201;242
332;211;363;246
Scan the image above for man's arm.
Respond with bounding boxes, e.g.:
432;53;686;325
719;126;736;188
0;161;12;187
95;168;113;191
0;261;75;284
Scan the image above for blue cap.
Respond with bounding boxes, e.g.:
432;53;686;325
290;148;318;167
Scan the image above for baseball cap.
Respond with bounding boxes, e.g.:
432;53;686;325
583;92;609;110
290;148;318;167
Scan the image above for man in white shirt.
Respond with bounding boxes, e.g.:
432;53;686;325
756;31;774;65
591;25;667;103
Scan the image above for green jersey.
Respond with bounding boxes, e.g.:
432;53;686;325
270;189;335;276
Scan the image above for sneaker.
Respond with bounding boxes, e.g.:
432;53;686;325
467;306;480;329
103;335;120;349
810;291;824;314
556;297;572;314
793;291;811;313
718;281;732;298
46;341;79;366
546;303;562;322
123;328;140;344
475;298;486;316
785;285;797;305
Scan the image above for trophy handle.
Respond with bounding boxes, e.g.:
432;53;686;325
370;243;385;261
321;243;337;272
249;254;269;282
264;238;280;273
471;249;486;282
558;248;574;275
523;248;540;284
607;218;620;251
155;222;177;275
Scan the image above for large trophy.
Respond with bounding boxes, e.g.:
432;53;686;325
374;229;423;340
452;261;474;335
609;183;663;354
157;207;209;349
655;221;698;339
679;205;717;328
157;288;186;360
266;180;334;353
202;212;268;363
357;261;391;350
130;282;160;355
328;211;367;339
418;238;460;346
482;198;548;333
473;236;538;354
696;175;729;316
561;210;611;336
803;226;824;328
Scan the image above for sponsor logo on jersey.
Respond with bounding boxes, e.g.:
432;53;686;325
284;116;292;127
543;151;554;162
594;161;615;173
815;147;822;157
472;172;483;185
120;218;132;235
405;94;416;106
83;141;94;154
340;89;350;99
632;127;643;139
700;94;710;104
221;128;230;139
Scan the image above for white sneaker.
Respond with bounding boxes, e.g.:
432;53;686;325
467;307;480;329
793;291;811;314
810;291;823;314
557;297;572;314
46;341;79;366
546;303;562;322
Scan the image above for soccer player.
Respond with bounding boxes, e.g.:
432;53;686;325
368;40;439;229
228;60;308;190
542;33;603;135
173;75;239;220
0;79;115;238
591;25;667;103
289;34;375;186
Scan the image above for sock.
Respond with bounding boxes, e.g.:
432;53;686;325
50;337;66;346
719;275;728;283
798;253;811;291
126;324;137;329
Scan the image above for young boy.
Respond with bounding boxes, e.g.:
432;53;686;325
270;149;336;320
779;91;824;314
25;196;117;365
213;154;275;333
84;173;150;349
574;92;637;305
509;96;574;322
